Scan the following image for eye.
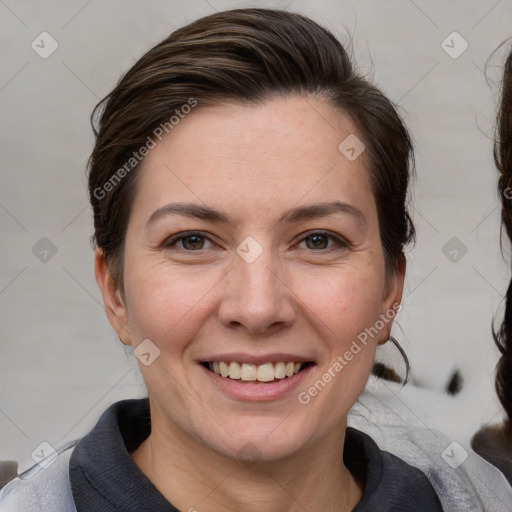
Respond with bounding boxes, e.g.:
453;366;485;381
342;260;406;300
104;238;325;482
161;230;350;253
162;231;216;251
296;231;350;251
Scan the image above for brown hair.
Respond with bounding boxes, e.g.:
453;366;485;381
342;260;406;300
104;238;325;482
494;46;512;429
87;8;415;321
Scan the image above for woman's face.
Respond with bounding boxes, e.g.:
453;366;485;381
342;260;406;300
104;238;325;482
97;95;404;461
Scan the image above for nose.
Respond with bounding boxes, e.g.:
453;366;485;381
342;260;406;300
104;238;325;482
217;245;297;335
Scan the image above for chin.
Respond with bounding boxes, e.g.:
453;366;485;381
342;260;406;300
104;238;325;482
195;416;315;463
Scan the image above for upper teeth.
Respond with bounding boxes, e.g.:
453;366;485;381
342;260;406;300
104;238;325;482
209;361;303;382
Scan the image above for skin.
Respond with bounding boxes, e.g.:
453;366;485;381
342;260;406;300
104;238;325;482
95;95;405;512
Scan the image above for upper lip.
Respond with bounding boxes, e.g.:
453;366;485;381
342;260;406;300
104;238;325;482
198;353;315;365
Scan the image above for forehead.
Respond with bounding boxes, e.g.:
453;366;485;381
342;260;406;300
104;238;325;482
131;95;374;223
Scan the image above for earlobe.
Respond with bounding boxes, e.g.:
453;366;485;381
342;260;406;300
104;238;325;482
94;248;132;346
379;256;406;345
384;256;406;308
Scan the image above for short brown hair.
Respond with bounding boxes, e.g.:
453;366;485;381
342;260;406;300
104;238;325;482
87;8;415;293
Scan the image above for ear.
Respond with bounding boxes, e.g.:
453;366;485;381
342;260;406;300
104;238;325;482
378;255;406;345
94;248;133;346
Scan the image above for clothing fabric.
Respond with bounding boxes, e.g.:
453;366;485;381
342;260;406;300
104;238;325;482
0;442;76;512
350;376;512;512
0;397;442;512
1;381;512;511
68;397;443;511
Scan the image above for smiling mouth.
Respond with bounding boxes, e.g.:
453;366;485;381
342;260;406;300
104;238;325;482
201;361;314;383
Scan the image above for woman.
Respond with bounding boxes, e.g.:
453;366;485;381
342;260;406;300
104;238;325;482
471;45;512;486
1;8;510;512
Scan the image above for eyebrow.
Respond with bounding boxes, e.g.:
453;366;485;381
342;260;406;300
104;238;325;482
146;201;367;228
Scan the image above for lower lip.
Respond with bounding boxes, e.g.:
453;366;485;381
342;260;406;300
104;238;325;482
199;364;314;401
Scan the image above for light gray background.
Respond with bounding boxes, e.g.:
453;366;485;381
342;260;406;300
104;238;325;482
1;0;511;473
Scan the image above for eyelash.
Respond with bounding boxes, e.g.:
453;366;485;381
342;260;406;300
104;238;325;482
162;230;351;253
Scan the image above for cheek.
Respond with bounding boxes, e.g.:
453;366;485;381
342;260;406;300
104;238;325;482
123;260;219;347
301;271;384;393
298;265;385;343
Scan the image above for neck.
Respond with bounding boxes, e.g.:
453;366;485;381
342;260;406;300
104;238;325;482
131;409;363;512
